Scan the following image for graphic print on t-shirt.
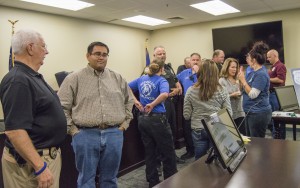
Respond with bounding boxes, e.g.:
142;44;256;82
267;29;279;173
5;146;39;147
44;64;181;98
140;81;156;100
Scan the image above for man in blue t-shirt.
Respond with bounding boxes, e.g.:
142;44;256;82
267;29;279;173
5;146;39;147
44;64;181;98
177;63;199;95
177;52;201;160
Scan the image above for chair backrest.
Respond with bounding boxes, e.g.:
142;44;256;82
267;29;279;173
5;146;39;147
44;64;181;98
55;71;69;87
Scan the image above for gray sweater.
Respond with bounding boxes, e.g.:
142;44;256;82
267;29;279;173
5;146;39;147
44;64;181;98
219;77;245;119
183;86;232;130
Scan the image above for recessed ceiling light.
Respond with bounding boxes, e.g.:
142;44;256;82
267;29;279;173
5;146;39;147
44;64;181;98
122;15;170;26
190;0;240;16
20;0;94;11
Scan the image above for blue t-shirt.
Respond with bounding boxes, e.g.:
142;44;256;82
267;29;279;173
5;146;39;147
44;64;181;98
246;66;254;79
129;75;169;113
176;68;197;95
246;65;267;79
242;68;271;113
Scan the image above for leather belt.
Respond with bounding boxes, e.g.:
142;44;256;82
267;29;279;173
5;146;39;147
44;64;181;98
76;124;119;130
5;146;59;165
140;112;166;117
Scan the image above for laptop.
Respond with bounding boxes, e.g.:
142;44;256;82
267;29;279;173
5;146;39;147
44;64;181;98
202;108;247;173
274;85;300;112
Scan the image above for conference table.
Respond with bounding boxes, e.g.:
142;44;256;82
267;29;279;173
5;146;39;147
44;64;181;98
155;138;300;188
272;109;300;140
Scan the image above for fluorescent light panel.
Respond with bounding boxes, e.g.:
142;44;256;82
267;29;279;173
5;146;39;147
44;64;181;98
190;0;240;16
20;0;94;11
122;15;170;26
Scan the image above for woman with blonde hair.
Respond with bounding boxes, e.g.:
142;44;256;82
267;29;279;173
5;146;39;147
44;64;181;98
129;59;177;187
183;59;232;160
219;58;246;135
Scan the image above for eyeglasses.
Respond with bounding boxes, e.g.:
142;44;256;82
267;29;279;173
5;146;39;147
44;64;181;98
91;52;109;58
32;43;48;50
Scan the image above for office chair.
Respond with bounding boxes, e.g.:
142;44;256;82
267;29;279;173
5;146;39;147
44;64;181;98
55;71;69;87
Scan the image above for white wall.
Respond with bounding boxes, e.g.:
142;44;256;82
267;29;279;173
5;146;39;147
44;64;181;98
1;6;300;119
0;6;150;85
0;6;150;118
150;8;300;86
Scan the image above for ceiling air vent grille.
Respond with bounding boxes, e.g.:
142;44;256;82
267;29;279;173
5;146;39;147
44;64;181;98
167;17;184;20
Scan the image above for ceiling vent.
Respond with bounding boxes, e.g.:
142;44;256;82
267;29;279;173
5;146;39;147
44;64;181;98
168;17;184;20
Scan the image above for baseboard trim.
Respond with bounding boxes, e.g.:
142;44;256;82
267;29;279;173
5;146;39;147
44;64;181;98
118;160;145;177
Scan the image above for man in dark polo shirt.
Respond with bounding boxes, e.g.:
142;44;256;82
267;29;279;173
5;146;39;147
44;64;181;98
177;57;191;74
267;49;287;139
212;49;225;73
0;29;67;188
153;46;185;165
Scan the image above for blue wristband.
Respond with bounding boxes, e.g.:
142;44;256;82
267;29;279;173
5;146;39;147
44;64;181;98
34;162;47;176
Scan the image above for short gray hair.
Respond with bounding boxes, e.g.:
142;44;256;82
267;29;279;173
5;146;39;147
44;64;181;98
212;49;224;58
12;29;42;55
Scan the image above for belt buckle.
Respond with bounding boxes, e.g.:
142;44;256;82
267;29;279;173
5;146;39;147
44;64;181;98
100;124;107;129
49;147;58;159
101;124;117;129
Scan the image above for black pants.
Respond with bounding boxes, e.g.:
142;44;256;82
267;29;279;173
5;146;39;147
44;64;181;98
164;98;177;141
183;119;195;153
138;114;177;187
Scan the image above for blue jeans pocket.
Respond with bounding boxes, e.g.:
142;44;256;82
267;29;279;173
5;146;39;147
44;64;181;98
192;129;210;160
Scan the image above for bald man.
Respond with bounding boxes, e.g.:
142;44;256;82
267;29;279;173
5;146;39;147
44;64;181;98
267;49;287;139
177;57;191;74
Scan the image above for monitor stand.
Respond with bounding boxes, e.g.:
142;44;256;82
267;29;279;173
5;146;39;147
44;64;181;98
205;147;218;164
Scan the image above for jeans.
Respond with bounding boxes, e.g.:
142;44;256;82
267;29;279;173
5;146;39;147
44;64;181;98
269;92;286;139
245;109;272;138
191;129;211;160
138;114;177;187
269;92;280;111
72;127;123;188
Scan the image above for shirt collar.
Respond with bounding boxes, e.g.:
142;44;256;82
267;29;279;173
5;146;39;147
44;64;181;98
272;60;281;67
86;64;105;76
13;61;41;77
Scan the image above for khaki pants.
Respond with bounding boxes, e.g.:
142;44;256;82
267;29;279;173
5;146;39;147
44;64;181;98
1;147;62;188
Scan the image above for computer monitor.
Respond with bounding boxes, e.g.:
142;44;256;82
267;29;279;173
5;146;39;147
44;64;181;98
274;85;299;111
213;108;244;145
202;108;246;173
291;69;300;105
